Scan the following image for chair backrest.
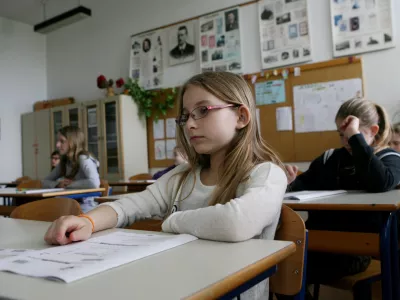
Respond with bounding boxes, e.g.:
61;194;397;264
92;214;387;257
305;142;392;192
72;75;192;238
10;198;82;222
17;180;42;190
100;179;111;197
270;205;307;296
15;176;32;184
129;173;153;181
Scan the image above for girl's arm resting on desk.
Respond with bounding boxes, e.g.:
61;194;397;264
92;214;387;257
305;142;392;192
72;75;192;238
289;155;325;192
350;134;400;192
41;165;62;188
162;163;287;242
100;164;189;227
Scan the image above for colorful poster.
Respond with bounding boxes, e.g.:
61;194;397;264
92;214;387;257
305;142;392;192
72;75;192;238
258;0;312;69
330;0;395;57
255;80;286;105
199;7;243;73
130;29;164;90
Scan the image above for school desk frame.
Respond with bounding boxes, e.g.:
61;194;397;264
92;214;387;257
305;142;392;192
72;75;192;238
285;191;400;300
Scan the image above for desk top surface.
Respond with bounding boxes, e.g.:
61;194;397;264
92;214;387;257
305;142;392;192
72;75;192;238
0;218;295;300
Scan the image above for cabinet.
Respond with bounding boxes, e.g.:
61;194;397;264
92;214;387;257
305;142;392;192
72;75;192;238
50;103;83;151
82;95;148;181
21;110;51;179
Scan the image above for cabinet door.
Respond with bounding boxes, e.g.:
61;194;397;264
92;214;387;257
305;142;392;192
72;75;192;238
50;107;65;151
102;98;121;179
82;101;103;176
66;104;82;128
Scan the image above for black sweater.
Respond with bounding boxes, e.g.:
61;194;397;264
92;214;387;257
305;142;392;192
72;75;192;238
289;134;400;232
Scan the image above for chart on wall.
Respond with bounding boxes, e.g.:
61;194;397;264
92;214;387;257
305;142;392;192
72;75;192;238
258;0;312;69
330;0;395;57
293;78;363;133
130;29;164;90
199;7;243;73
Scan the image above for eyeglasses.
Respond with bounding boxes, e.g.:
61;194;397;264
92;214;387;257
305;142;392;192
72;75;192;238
175;104;239;126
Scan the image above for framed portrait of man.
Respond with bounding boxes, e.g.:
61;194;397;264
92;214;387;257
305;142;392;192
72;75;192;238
168;21;197;66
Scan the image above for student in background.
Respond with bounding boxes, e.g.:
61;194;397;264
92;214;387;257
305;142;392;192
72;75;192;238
284;98;400;297
42;126;100;189
152;146;187;180
44;72;288;300
390;122;400;152
51;150;61;170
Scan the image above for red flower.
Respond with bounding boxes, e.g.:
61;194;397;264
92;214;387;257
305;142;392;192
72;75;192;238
116;78;125;88
97;75;107;89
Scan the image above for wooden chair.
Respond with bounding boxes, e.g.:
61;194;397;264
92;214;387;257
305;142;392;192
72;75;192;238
100;179;111;197
129;173;153;181
308;231;382;300
125;219;162;232
17;180;42;190
10;197;82;222
270;205;308;299
14;176;31;185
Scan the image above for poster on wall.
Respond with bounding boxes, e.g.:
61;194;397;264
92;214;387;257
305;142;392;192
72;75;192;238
130;29;164;90
168;21;196;66
258;0;312;69
330;0;395;57
198;7;243;73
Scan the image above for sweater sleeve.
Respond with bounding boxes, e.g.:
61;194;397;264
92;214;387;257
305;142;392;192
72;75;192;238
41;164;62;188
100;164;189;227
161;163;287;242
349;134;400;192
67;156;100;189
289;154;326;192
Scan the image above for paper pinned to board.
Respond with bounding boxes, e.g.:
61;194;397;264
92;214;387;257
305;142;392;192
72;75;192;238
153;119;165;140
165;118;176;138
154;140;166;160
276;106;293;131
256;108;261;133
166;139;176;159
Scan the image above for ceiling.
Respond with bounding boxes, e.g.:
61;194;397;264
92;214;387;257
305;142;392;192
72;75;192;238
0;0;77;25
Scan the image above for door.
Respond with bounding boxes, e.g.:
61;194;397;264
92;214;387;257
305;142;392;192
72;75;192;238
82;101;104;177
50;107;65;151
102;98;122;179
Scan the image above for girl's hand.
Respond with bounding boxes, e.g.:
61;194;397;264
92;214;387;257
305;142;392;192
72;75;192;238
340;116;360;138
285;164;299;184
44;216;93;245
57;179;72;188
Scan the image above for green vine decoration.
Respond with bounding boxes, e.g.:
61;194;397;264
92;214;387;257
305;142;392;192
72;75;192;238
124;78;177;121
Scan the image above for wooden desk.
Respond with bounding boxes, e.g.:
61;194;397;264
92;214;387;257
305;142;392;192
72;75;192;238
0;218;295;300
109;180;155;193
0;188;105;206
285;190;400;300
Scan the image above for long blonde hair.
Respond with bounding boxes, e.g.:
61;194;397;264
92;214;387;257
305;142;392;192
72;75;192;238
58;126;92;178
169;71;286;214
335;98;391;152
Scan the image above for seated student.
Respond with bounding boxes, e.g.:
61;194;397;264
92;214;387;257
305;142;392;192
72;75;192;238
42;126;100;189
390;122;400;152
284;98;400;296
152;146;187;179
50;150;61;170
44;71;288;300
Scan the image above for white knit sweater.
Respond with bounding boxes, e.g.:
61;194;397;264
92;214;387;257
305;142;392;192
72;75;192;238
101;162;287;299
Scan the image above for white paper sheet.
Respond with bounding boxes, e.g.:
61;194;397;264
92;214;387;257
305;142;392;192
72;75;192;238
153;119;165;140
154;140;166;160
276;106;293;131
293;78;362;133
166;139;177;159
0;232;197;283
165;118;176;138
256;108;261;133
284;190;347;201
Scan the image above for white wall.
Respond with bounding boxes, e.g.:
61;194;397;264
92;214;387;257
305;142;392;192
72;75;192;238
0;17;46;181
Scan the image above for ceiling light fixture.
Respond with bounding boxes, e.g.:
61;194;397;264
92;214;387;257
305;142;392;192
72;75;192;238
34;0;91;34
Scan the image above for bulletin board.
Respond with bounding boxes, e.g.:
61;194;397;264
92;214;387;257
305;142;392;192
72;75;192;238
246;57;363;162
147;57;364;168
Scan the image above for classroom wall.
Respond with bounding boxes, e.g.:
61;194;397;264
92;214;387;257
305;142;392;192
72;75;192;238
46;0;400;117
0;17;47;181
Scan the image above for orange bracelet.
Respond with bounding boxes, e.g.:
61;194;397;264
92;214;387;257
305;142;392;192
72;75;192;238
78;214;95;232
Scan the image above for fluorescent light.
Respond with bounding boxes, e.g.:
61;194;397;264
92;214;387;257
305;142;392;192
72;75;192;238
34;6;91;34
